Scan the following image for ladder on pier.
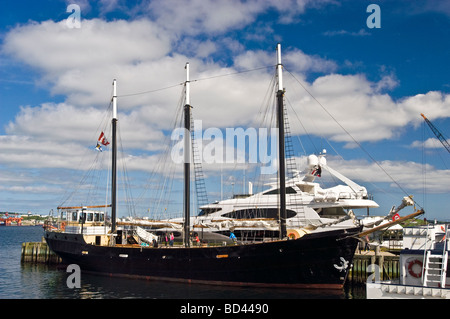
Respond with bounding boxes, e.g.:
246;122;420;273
423;224;448;288
423;251;448;288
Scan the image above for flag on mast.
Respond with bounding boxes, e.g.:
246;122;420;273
95;131;110;151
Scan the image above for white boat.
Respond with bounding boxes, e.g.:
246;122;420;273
366;224;450;299
162;151;381;240
155;151;421;245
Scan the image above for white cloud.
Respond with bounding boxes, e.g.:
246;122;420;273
180;40;218;58
6;103;106;143
411;137;449;150
0;184;57;194
323;29;371;37
283;73;450;144
399;92;450;128
234;48;337;74
374;74;399;92
142;0;338;36
325;156;450;194
145;0;260;36
2;16;450;170
4;101;170;162
144;0;286;36
2;18;173;108
3;19;171;72
2;12;449;159
0;135;89;169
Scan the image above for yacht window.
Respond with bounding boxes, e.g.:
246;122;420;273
297;184;315;194
263;187;297;195
87;213;93;222
223;208;296;219
198;208;222;216
72;211;78;221
93;213;105;222
315;207;346;217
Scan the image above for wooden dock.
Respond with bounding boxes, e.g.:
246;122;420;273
349;250;400;284
21;239;62;264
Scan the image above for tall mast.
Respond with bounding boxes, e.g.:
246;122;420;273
111;79;118;235
276;44;287;239
184;63;191;247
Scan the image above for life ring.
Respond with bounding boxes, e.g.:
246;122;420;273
60;222;66;231
287;228;310;240
287;232;297;239
407;259;423;278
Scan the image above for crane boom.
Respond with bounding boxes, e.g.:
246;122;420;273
420;113;450;153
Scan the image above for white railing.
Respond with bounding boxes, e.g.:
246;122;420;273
65;225;108;235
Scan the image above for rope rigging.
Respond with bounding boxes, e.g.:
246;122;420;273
58;99;113;209
58;92;137;218
59;58;428;223
117;65;275;98
283;67;424;210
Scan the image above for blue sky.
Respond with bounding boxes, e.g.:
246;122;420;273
0;0;449;221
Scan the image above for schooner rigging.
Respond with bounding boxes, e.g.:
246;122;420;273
45;44;367;289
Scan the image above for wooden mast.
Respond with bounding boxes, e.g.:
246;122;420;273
276;43;287;239
184;63;191;247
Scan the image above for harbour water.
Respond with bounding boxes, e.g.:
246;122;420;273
0;226;365;299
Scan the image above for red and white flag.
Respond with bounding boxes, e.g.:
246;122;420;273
95;132;110;152
98;131;110;146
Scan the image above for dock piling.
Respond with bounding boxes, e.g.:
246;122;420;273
21;240;61;264
349;251;400;284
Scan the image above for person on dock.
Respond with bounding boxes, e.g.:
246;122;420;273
195;234;200;246
230;231;237;244
169;232;174;247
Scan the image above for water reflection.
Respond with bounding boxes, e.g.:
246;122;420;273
19;263;365;299
2;227;365;299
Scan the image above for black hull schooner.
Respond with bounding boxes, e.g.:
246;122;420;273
45;226;361;289
45;44;362;290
